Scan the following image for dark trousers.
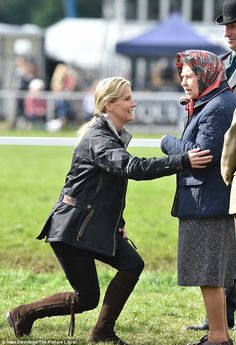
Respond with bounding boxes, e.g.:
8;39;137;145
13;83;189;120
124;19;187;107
50;236;144;312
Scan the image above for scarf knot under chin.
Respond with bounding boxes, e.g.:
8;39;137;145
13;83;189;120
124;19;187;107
180;98;195;116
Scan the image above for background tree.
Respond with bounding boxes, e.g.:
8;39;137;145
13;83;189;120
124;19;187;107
0;0;102;27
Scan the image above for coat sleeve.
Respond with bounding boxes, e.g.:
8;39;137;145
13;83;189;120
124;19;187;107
161;105;232;167
221;109;236;185
89;131;184;180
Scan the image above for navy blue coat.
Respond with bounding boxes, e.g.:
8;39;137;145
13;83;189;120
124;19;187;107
161;82;236;219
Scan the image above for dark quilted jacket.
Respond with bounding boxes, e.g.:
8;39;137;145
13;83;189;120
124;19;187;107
161;81;236;219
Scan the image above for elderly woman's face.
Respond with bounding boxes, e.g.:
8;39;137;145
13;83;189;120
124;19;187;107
180;63;199;99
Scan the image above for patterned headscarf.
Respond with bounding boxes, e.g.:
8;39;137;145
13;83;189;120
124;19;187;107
176;50;226;116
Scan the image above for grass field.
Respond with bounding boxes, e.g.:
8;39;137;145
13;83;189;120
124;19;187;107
0;129;235;344
0;131;179;272
1;267;204;345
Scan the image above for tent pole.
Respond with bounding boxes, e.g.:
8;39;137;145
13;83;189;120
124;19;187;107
131;58;137;89
146;58;151;89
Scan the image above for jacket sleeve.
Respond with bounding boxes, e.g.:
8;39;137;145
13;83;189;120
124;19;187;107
89;131;184;180
221;109;236;185
161;106;232;167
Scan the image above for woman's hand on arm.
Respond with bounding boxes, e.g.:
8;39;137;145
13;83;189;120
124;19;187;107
187;148;213;169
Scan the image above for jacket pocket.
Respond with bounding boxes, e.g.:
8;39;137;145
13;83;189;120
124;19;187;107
178;175;205;186
76;208;95;240
176;185;202;218
173;173;206;217
49;202;95;241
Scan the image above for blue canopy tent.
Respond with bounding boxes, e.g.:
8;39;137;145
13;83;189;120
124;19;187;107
116;13;226;56
116;13;226;89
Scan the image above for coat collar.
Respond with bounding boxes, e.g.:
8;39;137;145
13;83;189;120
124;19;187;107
228;71;236;89
99;113;132;148
221;51;236;90
193;81;230;111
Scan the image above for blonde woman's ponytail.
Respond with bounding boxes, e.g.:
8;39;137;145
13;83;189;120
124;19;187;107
76;115;99;139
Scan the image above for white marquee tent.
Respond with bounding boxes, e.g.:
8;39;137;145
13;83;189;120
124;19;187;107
45;18;153;73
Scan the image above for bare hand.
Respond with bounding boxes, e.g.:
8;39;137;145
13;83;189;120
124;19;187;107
188;148;213;168
118;227;128;240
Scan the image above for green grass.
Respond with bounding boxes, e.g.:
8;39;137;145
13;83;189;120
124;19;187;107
2;267;236;344
1;267;207;345
1;129;232;344
0;143;178;272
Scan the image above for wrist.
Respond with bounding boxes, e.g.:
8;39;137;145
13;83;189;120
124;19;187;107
182;152;191;169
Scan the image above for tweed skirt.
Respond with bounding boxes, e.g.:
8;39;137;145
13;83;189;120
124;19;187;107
178;217;236;287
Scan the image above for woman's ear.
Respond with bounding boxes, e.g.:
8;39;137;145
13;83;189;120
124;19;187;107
106;102;113;113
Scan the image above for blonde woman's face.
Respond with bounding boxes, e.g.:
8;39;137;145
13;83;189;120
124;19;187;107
107;86;136;129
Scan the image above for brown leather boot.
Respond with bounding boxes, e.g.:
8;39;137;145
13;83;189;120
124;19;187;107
7;291;79;338
89;271;139;344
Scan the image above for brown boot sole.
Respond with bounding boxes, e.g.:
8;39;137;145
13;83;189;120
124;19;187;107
6;312;26;338
89;334;129;345
6;312;16;335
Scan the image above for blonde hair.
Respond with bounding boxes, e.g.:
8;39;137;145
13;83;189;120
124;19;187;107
77;77;130;138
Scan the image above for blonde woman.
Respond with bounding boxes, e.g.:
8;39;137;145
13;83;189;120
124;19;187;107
7;77;212;344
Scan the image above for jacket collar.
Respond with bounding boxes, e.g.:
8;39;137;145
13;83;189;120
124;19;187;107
220;52;236;90
221;51;232;61
99;113;132;148
193;81;230;111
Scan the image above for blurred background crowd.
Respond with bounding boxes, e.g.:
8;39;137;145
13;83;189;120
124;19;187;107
0;0;228;132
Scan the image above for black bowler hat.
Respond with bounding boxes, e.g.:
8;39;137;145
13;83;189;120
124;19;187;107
215;0;236;25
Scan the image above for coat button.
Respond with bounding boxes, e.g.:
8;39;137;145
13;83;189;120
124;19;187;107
87;204;91;209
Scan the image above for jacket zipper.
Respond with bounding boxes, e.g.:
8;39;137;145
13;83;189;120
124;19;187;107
77;209;95;240
77;172;103;241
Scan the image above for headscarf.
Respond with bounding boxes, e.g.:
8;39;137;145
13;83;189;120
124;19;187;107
176;50;226;116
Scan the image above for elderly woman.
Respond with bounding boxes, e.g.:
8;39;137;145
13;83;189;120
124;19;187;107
7;77;211;345
161;50;236;345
